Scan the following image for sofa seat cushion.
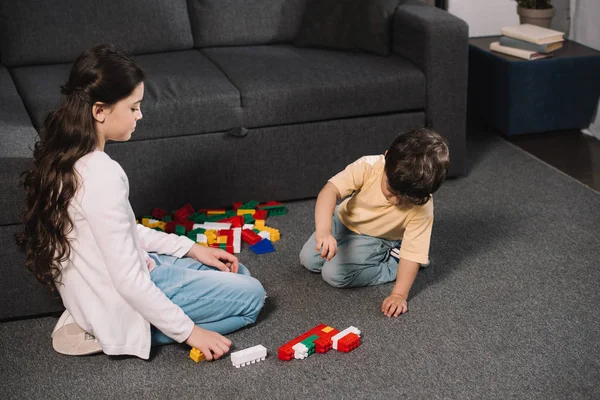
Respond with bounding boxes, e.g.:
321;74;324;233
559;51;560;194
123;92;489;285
10;51;243;141
202;45;425;128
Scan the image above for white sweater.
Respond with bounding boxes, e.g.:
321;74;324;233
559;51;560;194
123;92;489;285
58;150;195;359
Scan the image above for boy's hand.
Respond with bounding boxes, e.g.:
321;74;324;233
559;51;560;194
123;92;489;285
315;231;337;261
186;244;239;273
382;293;408;317
185;326;231;361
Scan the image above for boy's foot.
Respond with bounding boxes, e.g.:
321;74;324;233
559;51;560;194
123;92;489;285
52;310;102;356
389;247;430;268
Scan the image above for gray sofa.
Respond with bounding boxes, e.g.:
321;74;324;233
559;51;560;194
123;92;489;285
0;0;468;320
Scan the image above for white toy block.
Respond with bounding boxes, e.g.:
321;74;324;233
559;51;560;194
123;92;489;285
292;343;309;359
331;326;361;350
233;227;241;254
193;222;231;230
242;224;254;230
148;218;159;224
196;233;207;244
230;344;267;368
258;231;271;240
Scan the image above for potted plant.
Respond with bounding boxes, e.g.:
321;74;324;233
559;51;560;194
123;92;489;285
514;1;555;28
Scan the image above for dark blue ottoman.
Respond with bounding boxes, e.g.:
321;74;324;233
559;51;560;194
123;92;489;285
468;36;600;136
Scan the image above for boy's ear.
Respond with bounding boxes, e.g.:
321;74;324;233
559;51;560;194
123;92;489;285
92;102;108;123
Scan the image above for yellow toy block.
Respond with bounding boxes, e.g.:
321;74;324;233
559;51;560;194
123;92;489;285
264;226;280;242
190;348;206;363
207;210;226;215
205;230;216;245
254;219;265;229
237;209;255;216
217;235;228;244
141;218;151;227
322;326;334;333
156;221;166;231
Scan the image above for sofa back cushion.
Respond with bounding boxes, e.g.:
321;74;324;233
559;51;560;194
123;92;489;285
0;0;194;67
189;0;307;47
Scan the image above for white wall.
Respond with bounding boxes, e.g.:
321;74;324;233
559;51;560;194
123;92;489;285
448;0;570;37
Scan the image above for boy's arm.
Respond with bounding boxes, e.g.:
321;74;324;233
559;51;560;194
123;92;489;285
382;258;420;317
314;182;341;261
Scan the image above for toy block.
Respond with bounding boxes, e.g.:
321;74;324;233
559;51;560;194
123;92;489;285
187;227;206;241
337;332;361;353
194;222;231;230
332;326;361;350
217;235;228;244
206;214;227;222
243;214;255;224
240;200;260;209
249;239;275;255
242;224;254;230
225;244;234;254
192;213;207;223
216;215;244;227
233;227;241;254
151;208;169;220
154;221;166;231
278;345;295;361
262;227;280;242
252;209;268;220
162;215;173;222
292;343;309;360
190;347;205;363
254;219;265;230
241;229;262;246
206;209;226;215
258;231;270;241
175;225;186;236
258;200;283;207
237;209;255;216
232;202;243;210
196;233;207;244
224;209;237;218
258;205;287;216
165;220;194;233
231;345;267;368
205;230;217;245
174;203;195;221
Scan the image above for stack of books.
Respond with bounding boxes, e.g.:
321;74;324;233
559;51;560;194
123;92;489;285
490;24;564;60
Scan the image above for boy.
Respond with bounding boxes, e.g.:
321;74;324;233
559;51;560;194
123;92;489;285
299;128;450;317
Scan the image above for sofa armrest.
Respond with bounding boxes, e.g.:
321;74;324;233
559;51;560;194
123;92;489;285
392;1;468;176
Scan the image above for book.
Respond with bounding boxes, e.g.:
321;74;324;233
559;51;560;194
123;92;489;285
490;42;553;60
499;36;563;54
500;24;564;45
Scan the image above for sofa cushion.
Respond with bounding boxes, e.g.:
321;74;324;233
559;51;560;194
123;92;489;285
189;0;307;47
295;0;403;56
203;45;425;128
0;0;194;67
10;51;243;140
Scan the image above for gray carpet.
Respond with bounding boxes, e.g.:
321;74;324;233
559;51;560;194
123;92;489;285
1;133;599;400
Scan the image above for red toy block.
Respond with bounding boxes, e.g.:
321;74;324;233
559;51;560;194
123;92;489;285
337;333;361;353
252;210;268;220
152;208;169;220
216;215;244;227
278;345;295;361
165;220;194;234
241;229;262;245
258;200;283;207
232;202;243;210
174;203;195;221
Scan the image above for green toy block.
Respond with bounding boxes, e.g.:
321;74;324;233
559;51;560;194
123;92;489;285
187;228;206;240
259;205;287;216
241;200;260;209
253;229;260;234
225;209;237;218
206;214;225;222
219;243;227;250
162;215;172;222
301;334;319;356
243;214;255;224
175;225;186;236
193;214;207;223
153;227;163;232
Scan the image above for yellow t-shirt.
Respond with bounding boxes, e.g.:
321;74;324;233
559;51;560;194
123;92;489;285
328;155;434;264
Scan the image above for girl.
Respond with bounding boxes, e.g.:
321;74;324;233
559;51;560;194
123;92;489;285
17;44;265;360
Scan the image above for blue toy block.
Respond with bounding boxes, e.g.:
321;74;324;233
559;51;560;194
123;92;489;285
249;239;275;255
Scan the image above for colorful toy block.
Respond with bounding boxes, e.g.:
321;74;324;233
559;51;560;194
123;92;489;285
152;208;169;220
278;324;361;361
190;347;205;363
230;344;267;368
254;219;265;230
249;239;275;254
252;209;268;220
174;203;195;221
241;229;262;246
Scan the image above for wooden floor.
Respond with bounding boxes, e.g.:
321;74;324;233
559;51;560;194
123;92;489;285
507;130;600;192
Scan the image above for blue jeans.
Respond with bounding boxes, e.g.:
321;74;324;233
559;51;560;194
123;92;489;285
149;254;265;346
299;210;401;288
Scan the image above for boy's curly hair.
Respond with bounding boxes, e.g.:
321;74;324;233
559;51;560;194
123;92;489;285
384;128;450;206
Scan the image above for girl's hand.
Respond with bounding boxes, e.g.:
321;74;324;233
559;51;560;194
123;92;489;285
315;231;337;261
186;244;239;273
185;326;231;361
382;293;408;317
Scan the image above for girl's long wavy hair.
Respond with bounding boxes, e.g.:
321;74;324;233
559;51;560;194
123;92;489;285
15;44;145;293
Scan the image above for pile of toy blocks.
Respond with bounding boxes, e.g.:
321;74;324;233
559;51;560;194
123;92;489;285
139;200;286;255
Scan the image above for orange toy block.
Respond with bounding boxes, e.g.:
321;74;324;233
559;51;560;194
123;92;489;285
190;347;205;363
